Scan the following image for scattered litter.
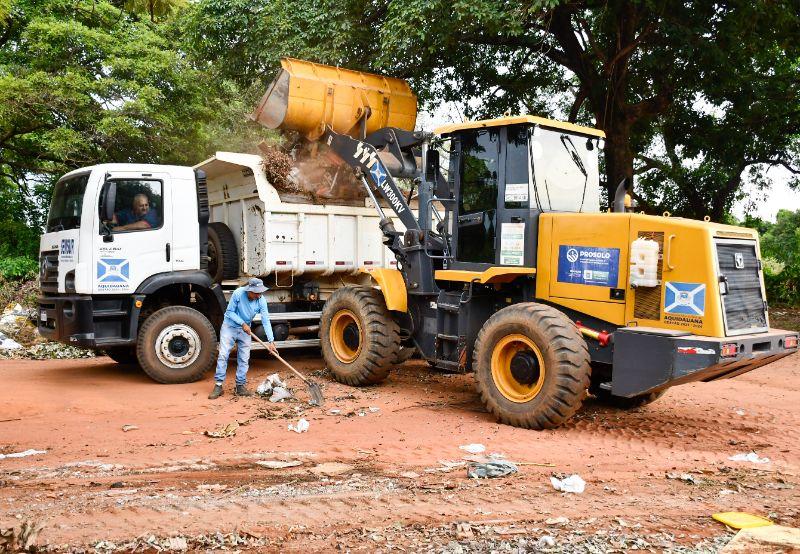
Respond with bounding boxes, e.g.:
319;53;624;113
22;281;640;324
722;525;800;552
454;522;473;539
166;536;188;551
719;489;737;496
329;409;341;415
269;387;293;403
459;443;486;454
310;462;353;476
255;460;302;469
121;424;139;432
0;331;22;350
550;474;586;493
467;460;518;479
0;449;46;460
729;452;770;464
545;516;570;526
204;421;239;438
712;511;773;530
537;535;556;548
287;418;309;433
734;408;746;416
399;471;420;479
256;373;287;397
368;406;380;413
666;472;701;484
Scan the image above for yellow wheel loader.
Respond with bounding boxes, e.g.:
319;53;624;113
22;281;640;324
253;58;798;429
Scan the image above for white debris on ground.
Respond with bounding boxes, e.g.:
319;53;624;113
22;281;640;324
728;452;770;464
0;302;95;359
288;418;309;433
459;443;486;454
257;373;294;402
0;449;46;460
550;474;586;494
0;330;22;350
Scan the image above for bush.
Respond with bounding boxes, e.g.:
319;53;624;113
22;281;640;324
0;256;38;280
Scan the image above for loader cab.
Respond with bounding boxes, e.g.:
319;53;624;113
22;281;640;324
434;116;604;271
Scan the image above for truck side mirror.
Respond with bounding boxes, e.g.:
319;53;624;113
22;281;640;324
100;180;117;224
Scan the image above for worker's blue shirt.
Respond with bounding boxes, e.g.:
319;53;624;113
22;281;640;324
223;287;274;341
115;208;159;228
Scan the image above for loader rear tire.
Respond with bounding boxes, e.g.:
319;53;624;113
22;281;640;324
593;388;667;409
320;286;400;386
207;222;239;283
136;306;217;384
473;303;591;429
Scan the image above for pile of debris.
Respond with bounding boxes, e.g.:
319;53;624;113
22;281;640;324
0;303;94;360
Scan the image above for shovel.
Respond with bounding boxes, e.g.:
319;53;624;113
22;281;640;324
248;330;324;406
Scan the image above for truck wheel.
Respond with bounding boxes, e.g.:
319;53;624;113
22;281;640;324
593;388;667;410
104;347;137;365
207;222;239;283
136;306;217;384
320;286;400;386
473;303;591;429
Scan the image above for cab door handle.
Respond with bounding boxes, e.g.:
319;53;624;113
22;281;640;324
166;243;171;262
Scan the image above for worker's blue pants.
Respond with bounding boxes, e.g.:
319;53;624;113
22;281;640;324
214;323;251;386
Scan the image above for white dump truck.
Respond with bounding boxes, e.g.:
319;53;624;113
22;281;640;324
37;151;407;383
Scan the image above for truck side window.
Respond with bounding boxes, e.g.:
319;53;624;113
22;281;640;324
99;179;163;233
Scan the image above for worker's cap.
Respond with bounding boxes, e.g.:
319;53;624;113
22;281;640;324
245;277;268;294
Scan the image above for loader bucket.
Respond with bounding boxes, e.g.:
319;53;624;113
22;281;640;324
252;58;417;140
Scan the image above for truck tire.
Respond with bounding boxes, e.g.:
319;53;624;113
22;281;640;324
104;347;138;365
593;388;667;410
207;222;239;283
136;306;217;384
473;303;591;429
320;286;400;386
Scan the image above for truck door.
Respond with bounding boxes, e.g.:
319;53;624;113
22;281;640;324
454;128;499;266
93;172;173;295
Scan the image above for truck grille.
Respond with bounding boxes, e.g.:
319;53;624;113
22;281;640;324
716;240;767;334
39;250;59;293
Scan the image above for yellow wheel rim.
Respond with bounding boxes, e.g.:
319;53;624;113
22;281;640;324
490;334;545;403
329;309;362;363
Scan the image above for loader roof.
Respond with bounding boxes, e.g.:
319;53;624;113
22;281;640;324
434;115;605;138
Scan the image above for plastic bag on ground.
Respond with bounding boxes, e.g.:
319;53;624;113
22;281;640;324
467;460;518;479
729;452;770;464
256;373;286;396
0;449;46;460
288;418;309;433
0;331;22;350
551;474;586;493
459;443;486;454
269;386;293;402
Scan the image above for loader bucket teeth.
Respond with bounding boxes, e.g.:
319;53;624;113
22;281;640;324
252;57;418;140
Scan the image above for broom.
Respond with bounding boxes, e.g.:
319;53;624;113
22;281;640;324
248;330;324;406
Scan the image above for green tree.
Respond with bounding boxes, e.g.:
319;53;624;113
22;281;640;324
760;209;800;305
0;0;268;255
184;0;799;219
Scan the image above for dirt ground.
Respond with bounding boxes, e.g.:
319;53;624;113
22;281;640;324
1;350;799;552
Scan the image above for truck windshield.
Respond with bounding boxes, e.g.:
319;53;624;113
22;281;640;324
46;174;90;232
531;128;600;213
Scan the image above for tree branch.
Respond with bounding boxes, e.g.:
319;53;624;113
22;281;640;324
568;86;588;122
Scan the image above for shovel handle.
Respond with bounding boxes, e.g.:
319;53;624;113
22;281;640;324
247;329;310;384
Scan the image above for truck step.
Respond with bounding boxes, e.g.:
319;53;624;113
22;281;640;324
436;333;459;342
437;303;460;313
253;338;320;349
252;311;322;322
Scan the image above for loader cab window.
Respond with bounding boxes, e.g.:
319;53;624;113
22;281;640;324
99;179;163;233
456;128;499;264
503;125;531;210
530;127;600;213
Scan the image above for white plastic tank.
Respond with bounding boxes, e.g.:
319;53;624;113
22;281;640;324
629;238;659;287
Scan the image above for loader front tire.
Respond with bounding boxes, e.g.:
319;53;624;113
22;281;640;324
473;303;591;429
136;306;217;384
320;286;400;386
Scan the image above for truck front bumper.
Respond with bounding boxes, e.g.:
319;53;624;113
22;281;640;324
38;294;142;349
611;327;798;397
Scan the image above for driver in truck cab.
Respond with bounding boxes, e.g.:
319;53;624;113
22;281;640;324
111;193;159;231
208;277;278;399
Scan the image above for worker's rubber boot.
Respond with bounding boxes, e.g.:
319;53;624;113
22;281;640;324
208;384;223;400
235;384;253;397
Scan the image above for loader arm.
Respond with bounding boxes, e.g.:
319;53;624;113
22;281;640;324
322;126;420;234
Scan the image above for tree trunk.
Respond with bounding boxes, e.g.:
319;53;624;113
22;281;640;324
600;119;635;209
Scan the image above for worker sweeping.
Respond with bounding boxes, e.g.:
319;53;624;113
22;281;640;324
208;277;277;399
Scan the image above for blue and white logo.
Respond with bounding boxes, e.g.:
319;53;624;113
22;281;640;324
566;248;579;263
665;281;706;316
369;161;387;188
97;258;130;283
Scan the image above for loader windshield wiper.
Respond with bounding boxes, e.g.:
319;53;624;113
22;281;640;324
560;134;589;212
